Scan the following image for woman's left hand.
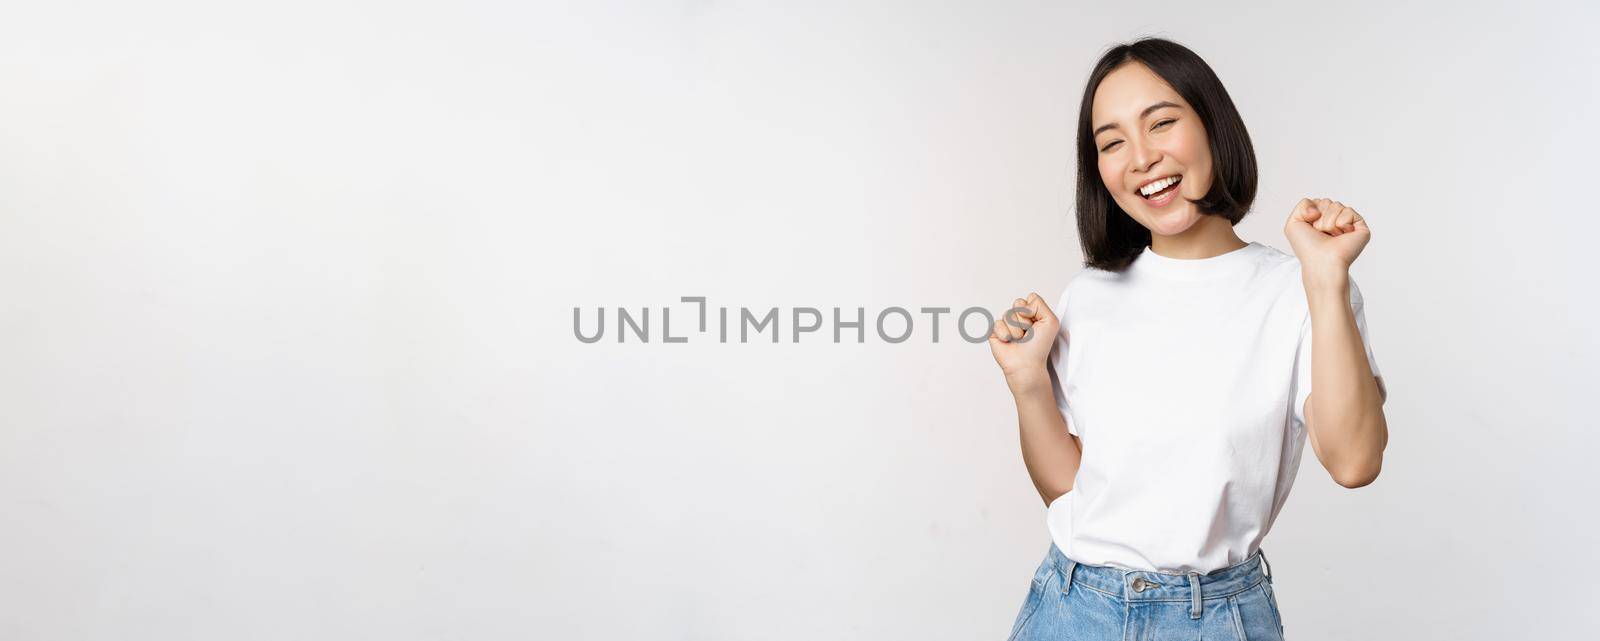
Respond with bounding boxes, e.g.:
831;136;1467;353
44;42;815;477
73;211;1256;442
1285;197;1370;284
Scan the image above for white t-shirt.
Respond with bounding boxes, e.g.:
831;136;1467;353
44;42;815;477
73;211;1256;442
1042;240;1386;574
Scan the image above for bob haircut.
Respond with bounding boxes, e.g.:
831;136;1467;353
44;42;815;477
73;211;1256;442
1075;37;1259;272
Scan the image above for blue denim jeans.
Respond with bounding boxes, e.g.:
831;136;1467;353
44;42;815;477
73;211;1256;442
1007;543;1286;640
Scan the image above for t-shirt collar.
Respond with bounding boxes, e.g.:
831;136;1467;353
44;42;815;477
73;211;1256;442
1131;241;1264;281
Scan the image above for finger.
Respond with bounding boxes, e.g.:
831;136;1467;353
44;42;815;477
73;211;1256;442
997;316;1020;342
1014;297;1035;321
1316;206;1336;233
1305;203;1324;226
1335;207;1357;232
1318;201;1345;233
1349;211;1369;233
1026;292;1058;323
1008;301;1037;338
1010;307;1036;330
998;310;1031;341
1290;198;1320;224
991;318;1012;343
1008;307;1036;339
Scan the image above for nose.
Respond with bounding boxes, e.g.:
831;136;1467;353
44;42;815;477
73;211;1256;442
1129;136;1161;175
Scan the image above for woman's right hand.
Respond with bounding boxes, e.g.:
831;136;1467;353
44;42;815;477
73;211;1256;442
987;292;1060;394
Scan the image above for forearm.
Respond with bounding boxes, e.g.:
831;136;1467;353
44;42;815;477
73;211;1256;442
1305;273;1388;485
1008;371;1082;507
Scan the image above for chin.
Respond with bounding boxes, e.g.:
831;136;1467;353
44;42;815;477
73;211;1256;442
1137;205;1201;237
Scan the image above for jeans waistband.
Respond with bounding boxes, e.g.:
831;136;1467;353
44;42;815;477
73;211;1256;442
1046;542;1273;610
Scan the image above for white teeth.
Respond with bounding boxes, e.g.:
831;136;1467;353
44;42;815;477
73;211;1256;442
1139;176;1180;197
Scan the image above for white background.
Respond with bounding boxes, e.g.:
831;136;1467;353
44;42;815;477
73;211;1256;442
2;1;1596;639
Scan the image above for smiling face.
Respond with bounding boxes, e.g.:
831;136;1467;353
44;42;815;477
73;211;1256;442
1091;62;1215;237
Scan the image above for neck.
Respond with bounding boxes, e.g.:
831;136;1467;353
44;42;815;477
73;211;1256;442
1149;215;1248;259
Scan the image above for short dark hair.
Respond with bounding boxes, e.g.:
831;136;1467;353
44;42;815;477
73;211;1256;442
1074;37;1259;272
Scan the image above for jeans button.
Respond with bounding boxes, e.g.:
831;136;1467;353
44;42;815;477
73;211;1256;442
1131;577;1148;592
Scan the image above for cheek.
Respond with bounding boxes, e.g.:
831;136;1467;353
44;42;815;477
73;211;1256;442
1173;128;1213;189
1097;157;1120;193
1176;128;1211;169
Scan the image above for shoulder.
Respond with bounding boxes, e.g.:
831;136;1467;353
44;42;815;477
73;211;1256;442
1060;259;1131;297
1247;241;1303;279
1052;262;1122;316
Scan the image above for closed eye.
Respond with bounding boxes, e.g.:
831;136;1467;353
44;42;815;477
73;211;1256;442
1100;119;1176;152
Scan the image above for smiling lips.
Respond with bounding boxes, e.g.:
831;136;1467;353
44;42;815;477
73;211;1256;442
1137;175;1182;199
1135;174;1184;209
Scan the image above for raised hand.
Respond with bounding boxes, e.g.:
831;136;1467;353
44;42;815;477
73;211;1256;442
1285;197;1371;281
988;292;1060;393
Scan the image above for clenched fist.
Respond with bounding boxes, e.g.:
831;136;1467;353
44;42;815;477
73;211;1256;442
1285;197;1371;284
988;292;1060;393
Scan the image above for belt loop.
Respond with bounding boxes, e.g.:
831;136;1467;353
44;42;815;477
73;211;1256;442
1187;571;1202;619
1259;549;1274;584
1061;560;1077;597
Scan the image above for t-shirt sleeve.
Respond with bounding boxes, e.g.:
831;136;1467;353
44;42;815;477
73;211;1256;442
1290;276;1388;432
1045;286;1079;437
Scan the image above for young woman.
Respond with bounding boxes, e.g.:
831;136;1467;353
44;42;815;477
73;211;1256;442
987;38;1390;640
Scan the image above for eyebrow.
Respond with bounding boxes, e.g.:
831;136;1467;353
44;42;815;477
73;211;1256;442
1093;101;1181;137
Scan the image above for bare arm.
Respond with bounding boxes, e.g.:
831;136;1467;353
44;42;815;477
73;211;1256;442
1302;274;1389;488
988;292;1082;507
1008;373;1082;506
1285;196;1389;489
